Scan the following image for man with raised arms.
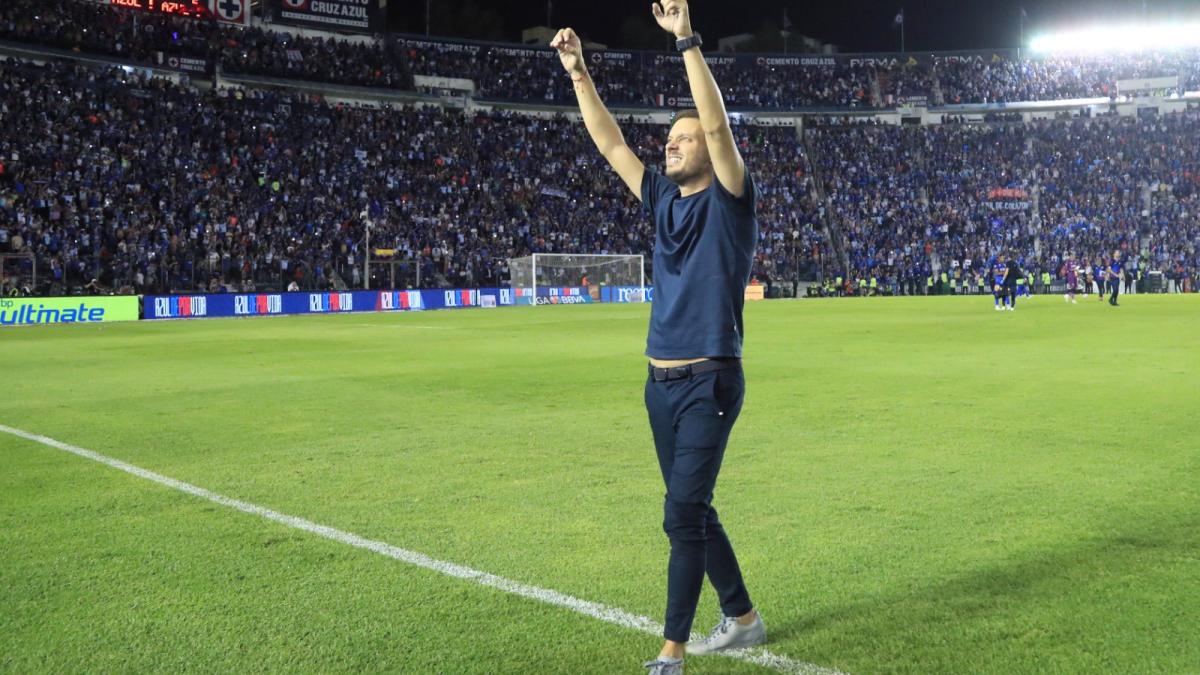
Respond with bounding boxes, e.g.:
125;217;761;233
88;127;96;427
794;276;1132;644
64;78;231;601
551;2;766;672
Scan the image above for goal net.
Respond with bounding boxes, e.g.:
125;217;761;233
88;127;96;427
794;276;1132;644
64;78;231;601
508;254;646;305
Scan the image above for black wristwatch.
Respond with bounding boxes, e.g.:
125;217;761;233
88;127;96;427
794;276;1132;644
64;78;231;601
675;33;702;52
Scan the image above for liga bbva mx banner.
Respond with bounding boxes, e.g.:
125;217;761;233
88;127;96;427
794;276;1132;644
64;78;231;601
273;0;385;33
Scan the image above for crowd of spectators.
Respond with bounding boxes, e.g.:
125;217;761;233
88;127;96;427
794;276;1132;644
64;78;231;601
3;52;1193;300
404;45;875;109
2;1;1198;299
808;109;1200;294
0;59;822;297
936;51;1200;105
2;0;1198;109
0;0;413;89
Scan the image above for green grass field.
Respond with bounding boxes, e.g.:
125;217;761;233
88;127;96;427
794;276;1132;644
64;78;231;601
2;295;1198;674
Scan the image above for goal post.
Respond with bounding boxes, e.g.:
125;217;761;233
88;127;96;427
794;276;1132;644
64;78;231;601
508;253;646;305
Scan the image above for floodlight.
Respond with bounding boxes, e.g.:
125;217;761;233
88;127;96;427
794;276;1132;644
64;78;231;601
1030;22;1200;54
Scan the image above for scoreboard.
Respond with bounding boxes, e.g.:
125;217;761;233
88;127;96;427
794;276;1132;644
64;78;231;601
108;0;249;26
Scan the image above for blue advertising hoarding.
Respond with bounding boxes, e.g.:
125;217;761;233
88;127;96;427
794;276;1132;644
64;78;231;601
143;285;639;321
599;286;654;303
145;290;423;320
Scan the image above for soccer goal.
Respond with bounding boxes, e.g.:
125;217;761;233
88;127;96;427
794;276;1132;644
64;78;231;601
508;254;646;305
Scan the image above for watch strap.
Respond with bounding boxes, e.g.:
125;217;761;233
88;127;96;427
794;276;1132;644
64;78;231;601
675;33;702;52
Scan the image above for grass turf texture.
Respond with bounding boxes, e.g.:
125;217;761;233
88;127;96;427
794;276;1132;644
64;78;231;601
1;295;1198;674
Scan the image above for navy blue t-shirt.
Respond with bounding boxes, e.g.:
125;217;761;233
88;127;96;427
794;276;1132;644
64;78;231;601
641;169;757;359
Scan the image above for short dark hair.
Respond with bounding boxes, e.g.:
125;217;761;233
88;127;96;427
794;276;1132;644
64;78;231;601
671;108;700;122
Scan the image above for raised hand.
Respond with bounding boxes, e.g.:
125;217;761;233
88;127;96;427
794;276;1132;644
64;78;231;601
550;27;585;75
651;0;693;39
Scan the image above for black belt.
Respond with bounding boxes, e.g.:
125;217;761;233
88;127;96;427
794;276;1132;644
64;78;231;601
648;358;741;382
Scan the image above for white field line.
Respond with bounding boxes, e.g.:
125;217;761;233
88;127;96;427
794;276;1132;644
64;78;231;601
1;423;846;675
348;323;457;329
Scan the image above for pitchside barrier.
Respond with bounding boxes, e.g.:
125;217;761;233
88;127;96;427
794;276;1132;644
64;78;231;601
0;296;140;327
145;289;435;320
141;286;657;321
0;286;657;327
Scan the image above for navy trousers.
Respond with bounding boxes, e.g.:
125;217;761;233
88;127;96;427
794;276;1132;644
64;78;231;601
644;362;753;643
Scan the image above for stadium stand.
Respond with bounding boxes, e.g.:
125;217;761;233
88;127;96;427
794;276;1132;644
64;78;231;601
3;0;1198;107
0;0;1197;297
0;59;822;296
811;112;1200;294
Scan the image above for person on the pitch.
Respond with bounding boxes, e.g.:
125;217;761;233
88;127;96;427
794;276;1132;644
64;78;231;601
1063;254;1079;304
992;253;1009;311
552;3;765;672
1005;253;1023;311
1109;251;1122;306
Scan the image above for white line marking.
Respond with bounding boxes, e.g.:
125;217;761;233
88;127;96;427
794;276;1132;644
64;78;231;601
1;424;845;675
349;324;456;329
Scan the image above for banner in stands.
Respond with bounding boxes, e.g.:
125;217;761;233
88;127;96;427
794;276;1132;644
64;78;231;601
157;52;212;75
984;187;1032;211
751;52;1010;69
271;0;385;33
841;50;1014;69
590;51;636;65
653;54;737;67
108;0;250;27
753;55;837;68
397;39;482;55
0;296;139;327
985;200;1032;211
206;0;250;26
491;46;557;60
655;93;695;108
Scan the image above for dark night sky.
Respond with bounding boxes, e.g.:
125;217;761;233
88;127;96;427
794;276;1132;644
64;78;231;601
387;0;1200;53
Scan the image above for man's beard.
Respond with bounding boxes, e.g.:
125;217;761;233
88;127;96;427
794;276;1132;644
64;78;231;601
665;161;702;185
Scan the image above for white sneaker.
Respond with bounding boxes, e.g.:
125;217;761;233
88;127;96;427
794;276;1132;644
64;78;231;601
644;658;684;674
995;305;1002;311
687;613;766;656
